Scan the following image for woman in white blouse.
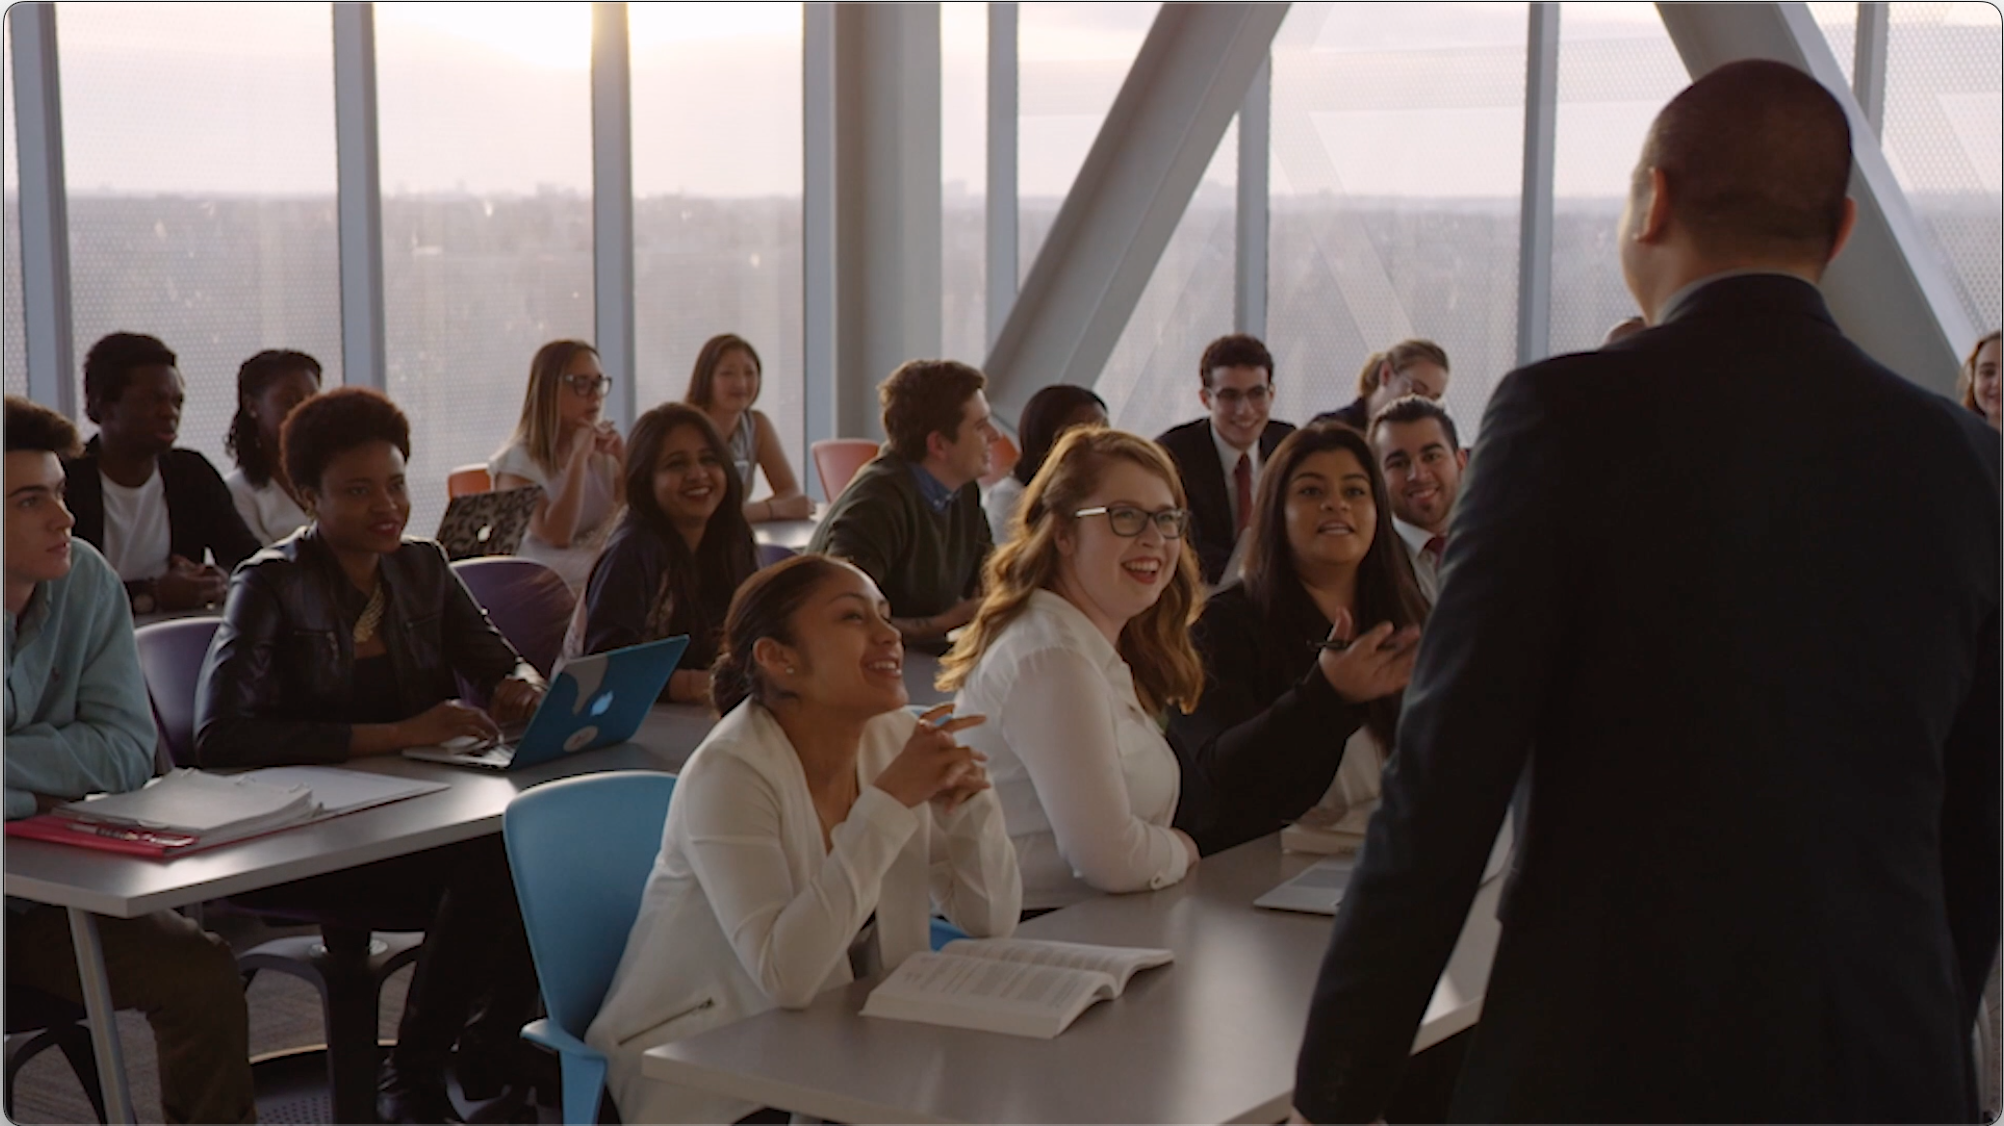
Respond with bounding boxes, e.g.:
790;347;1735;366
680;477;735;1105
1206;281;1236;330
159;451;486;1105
491;339;625;592
940;427;1206;911
223;349;321;544
587;554;1021;1124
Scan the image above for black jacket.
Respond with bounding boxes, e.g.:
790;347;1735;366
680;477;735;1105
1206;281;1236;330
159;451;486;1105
63;440;261;577
1293;275;2001;1123
194;528;536;768
1153;418;1296;584
1168;585;1367;855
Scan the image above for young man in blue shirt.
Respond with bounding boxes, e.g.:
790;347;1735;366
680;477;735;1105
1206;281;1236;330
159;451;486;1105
4;395;256;1124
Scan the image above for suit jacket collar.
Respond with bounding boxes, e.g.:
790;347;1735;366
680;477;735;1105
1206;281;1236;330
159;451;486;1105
1659;271;1835;331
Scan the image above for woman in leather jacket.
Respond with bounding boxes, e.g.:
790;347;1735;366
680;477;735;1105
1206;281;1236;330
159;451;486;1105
195;388;546;1123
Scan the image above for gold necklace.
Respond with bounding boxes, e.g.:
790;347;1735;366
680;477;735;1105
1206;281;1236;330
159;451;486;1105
353;581;386;645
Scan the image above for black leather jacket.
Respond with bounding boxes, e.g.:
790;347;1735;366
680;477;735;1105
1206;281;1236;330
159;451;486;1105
194;528;537;768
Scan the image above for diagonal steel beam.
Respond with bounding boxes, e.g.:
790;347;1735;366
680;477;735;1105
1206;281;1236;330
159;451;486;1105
983;2;1289;416
1655;2;1975;397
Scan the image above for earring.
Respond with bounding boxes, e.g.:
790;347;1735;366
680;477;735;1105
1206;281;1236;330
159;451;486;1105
785;666;797;675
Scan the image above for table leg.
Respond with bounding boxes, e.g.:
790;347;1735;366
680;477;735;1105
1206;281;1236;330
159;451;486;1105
66;907;137;1125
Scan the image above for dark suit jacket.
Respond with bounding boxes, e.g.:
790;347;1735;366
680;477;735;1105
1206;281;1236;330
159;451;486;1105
64;440;261;579
1293;275;2001;1123
1155;418;1296;584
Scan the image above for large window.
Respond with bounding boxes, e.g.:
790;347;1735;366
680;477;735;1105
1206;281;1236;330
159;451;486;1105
1882;2;2000;335
375;2;594;534
57;1;342;475
629;3;804;496
1097;119;1236;441
1269;1;1527;442
1549;3;1688;357
3;14;25;399
1017;2;1158;284
941;1;988;367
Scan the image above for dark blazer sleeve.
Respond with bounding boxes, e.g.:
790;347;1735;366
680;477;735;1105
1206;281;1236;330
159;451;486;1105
194;564;353;768
1293;368;1570;1122
1169;598;1366;855
579;533;660;657
436;543;539;696
1940;606;2000;1031
170;450;261;570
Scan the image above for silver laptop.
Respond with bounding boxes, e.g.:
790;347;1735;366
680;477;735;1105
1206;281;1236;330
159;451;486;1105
1254;814;1516;916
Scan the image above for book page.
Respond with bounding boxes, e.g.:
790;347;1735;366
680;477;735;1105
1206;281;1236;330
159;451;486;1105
938;937;1173;993
870;953;1111;1015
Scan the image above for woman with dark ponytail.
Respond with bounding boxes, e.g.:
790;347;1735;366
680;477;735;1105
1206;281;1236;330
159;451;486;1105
587;554;1021;1124
561;403;758;703
224;349;322;544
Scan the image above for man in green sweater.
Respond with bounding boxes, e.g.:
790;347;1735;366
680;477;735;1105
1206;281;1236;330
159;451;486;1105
808;360;998;649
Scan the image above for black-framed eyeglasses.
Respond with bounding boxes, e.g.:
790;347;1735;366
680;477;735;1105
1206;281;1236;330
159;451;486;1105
1074;505;1189;539
563;374;613;397
1209;385;1272;407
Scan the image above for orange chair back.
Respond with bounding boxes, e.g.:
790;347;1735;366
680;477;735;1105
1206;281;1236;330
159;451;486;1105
447;464;493;499
979;432;1020;488
810;439;879;500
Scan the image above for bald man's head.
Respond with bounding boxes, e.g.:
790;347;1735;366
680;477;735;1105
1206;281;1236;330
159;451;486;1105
1636;59;1852;263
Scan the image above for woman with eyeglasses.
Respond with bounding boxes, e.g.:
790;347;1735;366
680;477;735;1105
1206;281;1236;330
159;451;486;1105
940;427;1206;911
1166;423;1426;856
492;339;626;592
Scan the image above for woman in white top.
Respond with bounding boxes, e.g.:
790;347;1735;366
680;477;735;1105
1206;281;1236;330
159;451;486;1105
587;554;1021;1124
223;349;321;544
491;339;625;592
940;427;1206;911
983;383;1106;545
685;333;812;523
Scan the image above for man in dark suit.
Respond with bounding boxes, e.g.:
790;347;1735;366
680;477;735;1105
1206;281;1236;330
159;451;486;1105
1155;334;1296;584
1292;60;1999;1124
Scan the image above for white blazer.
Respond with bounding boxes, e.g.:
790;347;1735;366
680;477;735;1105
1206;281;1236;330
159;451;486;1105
586;701;1021;1124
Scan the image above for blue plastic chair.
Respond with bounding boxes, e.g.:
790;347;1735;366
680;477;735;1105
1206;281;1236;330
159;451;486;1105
504;772;676;1125
930;918;970;951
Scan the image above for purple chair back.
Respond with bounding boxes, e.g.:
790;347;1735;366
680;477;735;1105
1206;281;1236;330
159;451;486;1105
134;617;223;767
451;556;576;679
757;543;796;568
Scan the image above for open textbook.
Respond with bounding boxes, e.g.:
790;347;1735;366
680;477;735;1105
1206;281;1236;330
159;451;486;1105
861;938;1172;1039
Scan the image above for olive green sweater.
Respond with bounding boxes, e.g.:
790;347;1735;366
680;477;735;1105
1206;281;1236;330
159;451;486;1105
807;453;992;620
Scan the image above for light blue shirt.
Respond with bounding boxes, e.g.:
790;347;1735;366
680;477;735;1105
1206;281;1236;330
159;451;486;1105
4;539;157;820
908;461;958;516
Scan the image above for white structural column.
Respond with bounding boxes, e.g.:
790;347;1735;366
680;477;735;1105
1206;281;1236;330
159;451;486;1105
592;2;636;431
1655;3;1973;395
986;2;1019;354
830;3;943;440
333;3;387;391
12;2;75;414
1852;2;1889;135
1515;3;1559;367
983;3;1289;416
803;3;837;490
1235;55;1271;339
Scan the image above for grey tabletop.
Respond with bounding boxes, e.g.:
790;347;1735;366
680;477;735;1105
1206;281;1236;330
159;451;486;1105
640;835;1503;1125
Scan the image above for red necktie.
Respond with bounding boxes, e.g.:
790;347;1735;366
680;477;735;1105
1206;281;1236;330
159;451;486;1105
1233;453;1253;537
1424;534;1447;564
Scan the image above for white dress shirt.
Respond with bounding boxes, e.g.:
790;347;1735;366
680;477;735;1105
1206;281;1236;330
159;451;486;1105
1392;515;1443;604
587;702;1020;1124
954;588;1191;910
982;473;1026;545
224;469;310;546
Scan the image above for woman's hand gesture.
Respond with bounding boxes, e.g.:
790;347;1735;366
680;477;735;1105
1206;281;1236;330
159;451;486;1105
875;703;989;809
1315;607;1422;704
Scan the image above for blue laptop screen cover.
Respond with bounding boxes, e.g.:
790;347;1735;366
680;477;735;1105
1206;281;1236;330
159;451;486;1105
513;635;689;766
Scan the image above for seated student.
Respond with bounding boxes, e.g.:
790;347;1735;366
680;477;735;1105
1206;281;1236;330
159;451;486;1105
807;359;998;649
1167;423;1425;856
64;332;261;613
563;403;760;704
1316;338;1453;433
1368;395;1469;604
225;348;323;544
685;333;813;523
2;396;256;1125
1155;334;1296;585
940;427;1204;911
587;554;1020;1124
492;339;625;593
194;387;547;1123
983;383;1107;544
1960;329;2000;431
